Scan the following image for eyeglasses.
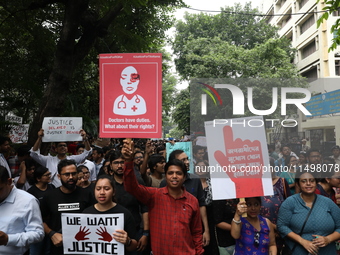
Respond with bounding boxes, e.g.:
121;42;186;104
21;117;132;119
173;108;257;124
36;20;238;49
254;231;260;248
82;171;90;175
42;173;51;177
112;161;125;165
57;144;67;148
134;156;143;159
60;172;78;177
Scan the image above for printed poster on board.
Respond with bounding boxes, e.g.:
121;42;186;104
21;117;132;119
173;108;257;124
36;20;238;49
99;53;162;138
62;213;124;255
205;116;273;200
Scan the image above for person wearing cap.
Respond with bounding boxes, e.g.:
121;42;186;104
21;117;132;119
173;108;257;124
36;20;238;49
301;139;310;152
330;145;340;166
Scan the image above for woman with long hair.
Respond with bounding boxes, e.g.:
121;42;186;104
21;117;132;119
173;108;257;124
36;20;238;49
83;175;137;254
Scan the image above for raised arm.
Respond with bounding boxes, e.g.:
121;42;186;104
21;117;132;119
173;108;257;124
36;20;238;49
139;140;153;186
122;139;154;206
231;200;247;239
32;129;44;152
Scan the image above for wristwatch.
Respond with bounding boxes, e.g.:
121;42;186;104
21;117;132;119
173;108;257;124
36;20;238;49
143;230;150;237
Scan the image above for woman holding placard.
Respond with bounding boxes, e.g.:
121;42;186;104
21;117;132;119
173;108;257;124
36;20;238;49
231;197;277;254
83;175;138;253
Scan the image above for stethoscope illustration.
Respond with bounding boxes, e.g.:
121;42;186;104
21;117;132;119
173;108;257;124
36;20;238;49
117;94;141;109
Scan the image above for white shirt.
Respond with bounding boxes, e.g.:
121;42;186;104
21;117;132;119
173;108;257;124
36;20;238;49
78;159;96;181
0;153;11;178
0;186;44;254
30;148;92;187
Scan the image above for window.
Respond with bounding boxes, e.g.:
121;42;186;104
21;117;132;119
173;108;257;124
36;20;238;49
333;7;340;16
300;15;315;35
299;0;309;10
301;66;318;82
335;60;340;76
301;40;316;59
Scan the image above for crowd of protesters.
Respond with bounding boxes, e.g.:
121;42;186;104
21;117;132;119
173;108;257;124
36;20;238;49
1;130;340;255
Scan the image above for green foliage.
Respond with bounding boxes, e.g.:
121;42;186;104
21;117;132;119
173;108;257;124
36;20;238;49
0;0;184;140
317;0;340;51
171;3;304;133
171;87;190;134
168;126;185;139
173;3;278;80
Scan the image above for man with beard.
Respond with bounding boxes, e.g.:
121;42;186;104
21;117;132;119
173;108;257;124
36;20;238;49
110;151;149;253
30;128;92;187
40;159;92;255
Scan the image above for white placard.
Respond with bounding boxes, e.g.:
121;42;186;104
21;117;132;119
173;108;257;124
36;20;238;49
5;115;22;124
42;117;82;142
61;213;124;255
9;124;29;143
205;116;273;200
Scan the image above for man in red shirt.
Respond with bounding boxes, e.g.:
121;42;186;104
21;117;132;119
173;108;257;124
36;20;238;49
122;139;204;255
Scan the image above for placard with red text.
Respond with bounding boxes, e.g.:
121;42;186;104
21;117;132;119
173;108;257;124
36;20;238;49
205;116;273;200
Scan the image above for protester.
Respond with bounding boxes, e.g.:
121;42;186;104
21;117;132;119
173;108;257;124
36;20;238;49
27;166;55;255
0;135;11;177
298;151;307;166
0;165;44;254
83;175;138;254
40;159;93;255
160;149;210;247
76;144;96;181
109;150;149;253
315;165;340;204
8;144;31;178
92;147;105;176
261;169;291;253
145;154;166;187
27;166;55;203
30;128;92;187
277;171;340;255
194;160;218;254
330;145;340;165
122;139;204;255
231;197;277;254
76;165;93;189
213;199;238;255
280;155;298;194
13;158;37;191
301;139;310;152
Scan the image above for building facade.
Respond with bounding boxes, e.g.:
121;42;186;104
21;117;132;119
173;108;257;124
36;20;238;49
261;0;340;153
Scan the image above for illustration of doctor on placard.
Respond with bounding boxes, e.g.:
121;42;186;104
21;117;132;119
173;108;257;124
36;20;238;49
113;66;146;115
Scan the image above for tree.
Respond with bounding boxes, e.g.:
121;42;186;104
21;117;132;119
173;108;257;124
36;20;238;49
173;3;278;80
0;0;184;144
172;87;190;134
317;0;340;51
171;4;306;134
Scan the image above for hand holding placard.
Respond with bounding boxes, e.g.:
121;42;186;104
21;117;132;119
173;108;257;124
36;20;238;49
214;126;264;198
